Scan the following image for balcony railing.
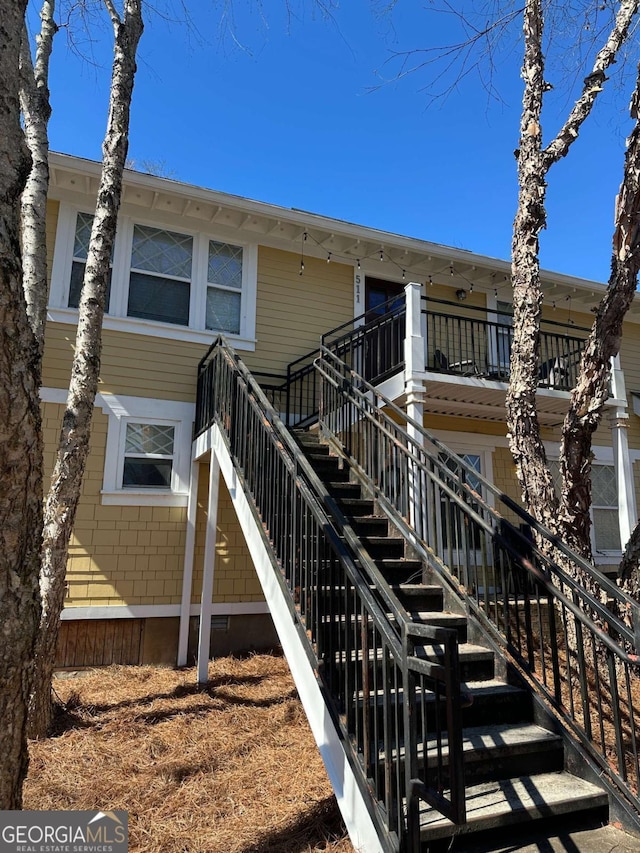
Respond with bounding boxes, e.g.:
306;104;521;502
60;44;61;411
423;296;588;392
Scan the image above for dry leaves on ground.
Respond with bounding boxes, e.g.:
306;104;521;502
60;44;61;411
24;654;355;853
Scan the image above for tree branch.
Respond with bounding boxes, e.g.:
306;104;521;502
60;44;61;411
543;0;640;167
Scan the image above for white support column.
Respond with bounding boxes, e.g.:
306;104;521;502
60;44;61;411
197;455;221;685
610;355;637;551
177;458;200;667
405;282;426;535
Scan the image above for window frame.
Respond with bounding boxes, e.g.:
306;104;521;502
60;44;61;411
121;421;176;491
49;201;257;349
548;457;622;558
100;395;194;507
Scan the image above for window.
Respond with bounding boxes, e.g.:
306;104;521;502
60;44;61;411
49;202;258;349
206;240;242;333
98;395;194;506
122;422;175;489
68;212;112;309
549;461;621;553
591;465;621;551
128;225;192;325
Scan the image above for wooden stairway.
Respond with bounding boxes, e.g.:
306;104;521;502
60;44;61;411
294;429;609;848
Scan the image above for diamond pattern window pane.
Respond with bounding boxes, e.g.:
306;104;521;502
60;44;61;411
125;423;174;456
591;465;617;507
208;241;242;289
131;225;192;279
73;212;94;259
206;287;241;334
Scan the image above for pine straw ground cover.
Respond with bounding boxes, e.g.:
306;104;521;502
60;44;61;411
24;654;355;853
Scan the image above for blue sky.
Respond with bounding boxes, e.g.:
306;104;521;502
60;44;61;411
34;1;634;284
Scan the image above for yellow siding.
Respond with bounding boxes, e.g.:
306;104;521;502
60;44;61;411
244;247;354;375
192;465;264;605
43;401;186;608
42;246;355;396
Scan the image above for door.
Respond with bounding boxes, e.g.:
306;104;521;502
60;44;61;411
363;277;405;381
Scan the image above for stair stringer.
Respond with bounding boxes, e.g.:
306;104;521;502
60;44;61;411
193;424;387;853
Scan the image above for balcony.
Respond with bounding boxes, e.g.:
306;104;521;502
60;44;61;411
410;294;590;425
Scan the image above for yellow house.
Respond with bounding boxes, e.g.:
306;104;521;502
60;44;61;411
43;152;640;849
43;151;640;668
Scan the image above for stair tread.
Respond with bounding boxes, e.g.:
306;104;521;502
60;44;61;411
358;679;524;704
419;771;608;838
386;722;563;762
340;642;493;665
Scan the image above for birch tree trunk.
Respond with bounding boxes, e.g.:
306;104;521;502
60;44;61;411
507;0;639;568
0;0;43;807
29;0;144;739
19;1;57;353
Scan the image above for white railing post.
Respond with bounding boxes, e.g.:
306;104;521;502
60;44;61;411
610;355;637;551
177;457;200;666
404;282;426;534
197;454;221;685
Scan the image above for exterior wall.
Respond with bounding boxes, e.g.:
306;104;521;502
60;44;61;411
43;223;354;664
43;401;186;608
42;167;640;666
191;465;264;605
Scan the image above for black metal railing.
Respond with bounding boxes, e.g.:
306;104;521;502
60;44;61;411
195;337;466;850
322;294;406;384
423;297;588;392
317;345;640;819
254;347;319;429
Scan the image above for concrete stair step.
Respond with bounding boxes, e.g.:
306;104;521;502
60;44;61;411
418;771;609;842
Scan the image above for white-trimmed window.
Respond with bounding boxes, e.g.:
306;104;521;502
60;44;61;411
67;211;112;309
128;225;192;326
549;460;621;554
49;202;258;349
206;239;242;333
99;395;194;506
591;464;621;552
122;422;175;489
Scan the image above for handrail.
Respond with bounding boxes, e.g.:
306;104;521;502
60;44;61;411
316;343;640;816
423;294;591;334
196;336;466;847
317;346;640;651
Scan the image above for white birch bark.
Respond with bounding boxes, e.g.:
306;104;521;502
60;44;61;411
0;0;43;807
29;0;144;739
19;2;56;352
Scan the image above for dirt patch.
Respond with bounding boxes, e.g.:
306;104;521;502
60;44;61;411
24;654;355;853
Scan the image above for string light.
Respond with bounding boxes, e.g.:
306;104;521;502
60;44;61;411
379;249;384;262
327;252;331;263
428;275;433;286
402;269;406;280
356;259;361;270
299;260;304;276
